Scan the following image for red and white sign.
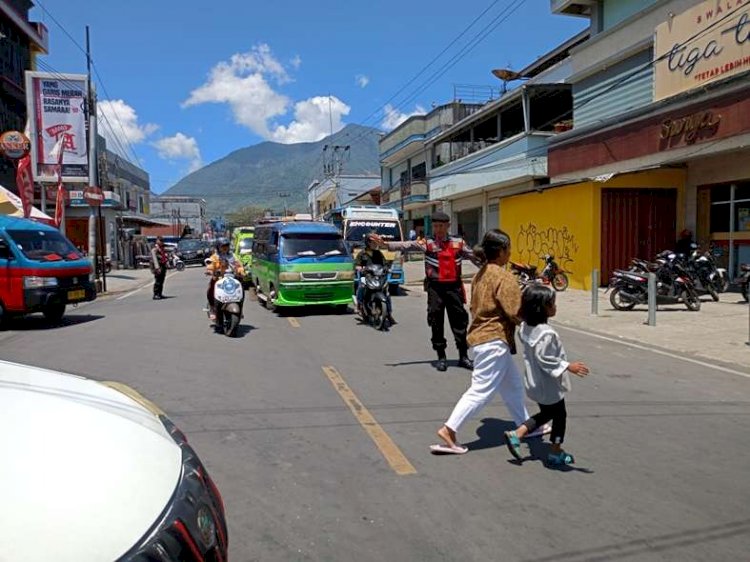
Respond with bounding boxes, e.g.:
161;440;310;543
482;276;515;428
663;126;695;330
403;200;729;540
25;71;89;182
0;130;31;159
83;186;103;206
15;154;34;218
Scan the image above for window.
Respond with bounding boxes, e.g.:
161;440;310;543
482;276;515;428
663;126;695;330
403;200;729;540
281;233;346;257
411;162;426;181
7;229;82;262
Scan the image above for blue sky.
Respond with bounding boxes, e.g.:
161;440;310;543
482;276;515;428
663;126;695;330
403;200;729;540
32;0;587;194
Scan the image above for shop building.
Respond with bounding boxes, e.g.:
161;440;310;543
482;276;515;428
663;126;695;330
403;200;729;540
534;0;750;286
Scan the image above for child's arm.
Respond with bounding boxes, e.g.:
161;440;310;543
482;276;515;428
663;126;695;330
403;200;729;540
533;333;570;378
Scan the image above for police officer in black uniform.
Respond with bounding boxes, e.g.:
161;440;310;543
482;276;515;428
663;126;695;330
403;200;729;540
382;211;476;371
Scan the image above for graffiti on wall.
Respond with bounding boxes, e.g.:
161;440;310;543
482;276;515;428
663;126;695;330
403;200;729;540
516;223;579;272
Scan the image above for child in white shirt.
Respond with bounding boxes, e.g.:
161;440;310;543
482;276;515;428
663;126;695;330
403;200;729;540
503;284;589;466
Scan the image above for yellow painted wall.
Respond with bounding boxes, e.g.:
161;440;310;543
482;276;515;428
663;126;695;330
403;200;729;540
501;182;597;290
499;169;687;290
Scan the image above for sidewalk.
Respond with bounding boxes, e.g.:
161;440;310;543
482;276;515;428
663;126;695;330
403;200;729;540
403;258;749;371
96;268;155;298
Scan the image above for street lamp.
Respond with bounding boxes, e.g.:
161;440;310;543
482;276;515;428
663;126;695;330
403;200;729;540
278;192;290;217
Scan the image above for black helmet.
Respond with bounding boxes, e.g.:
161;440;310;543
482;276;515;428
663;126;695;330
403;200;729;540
216;237;230;250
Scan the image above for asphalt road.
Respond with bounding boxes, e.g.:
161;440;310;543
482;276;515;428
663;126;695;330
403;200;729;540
1;268;749;561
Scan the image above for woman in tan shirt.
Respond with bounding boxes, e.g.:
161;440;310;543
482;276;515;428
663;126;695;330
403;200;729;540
432;229;535;454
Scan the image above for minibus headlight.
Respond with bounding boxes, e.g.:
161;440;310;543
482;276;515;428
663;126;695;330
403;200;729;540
338;270;355;280
23;276;58;289
279;272;301;282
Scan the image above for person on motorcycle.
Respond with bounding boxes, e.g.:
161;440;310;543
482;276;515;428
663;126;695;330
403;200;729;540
356;232;395;324
206;238;245;321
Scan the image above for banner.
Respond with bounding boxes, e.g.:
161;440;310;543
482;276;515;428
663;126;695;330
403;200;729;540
654;0;750;101
54;136;65;228
15;154;34;218
25;71;89;183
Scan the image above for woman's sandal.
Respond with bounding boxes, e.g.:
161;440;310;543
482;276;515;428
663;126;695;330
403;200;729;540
503;431;523;461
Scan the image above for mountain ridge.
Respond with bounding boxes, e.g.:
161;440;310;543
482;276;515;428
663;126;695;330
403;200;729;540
164;124;382;215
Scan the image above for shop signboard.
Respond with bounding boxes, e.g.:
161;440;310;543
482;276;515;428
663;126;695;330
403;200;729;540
0;131;31;159
24;71;89;183
654;0;750;101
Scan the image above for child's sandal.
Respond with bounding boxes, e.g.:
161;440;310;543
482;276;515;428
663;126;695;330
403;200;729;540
504;431;523;461
547;451;575;466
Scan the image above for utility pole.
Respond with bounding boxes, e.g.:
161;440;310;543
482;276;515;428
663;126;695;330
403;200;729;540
322;144;350;209
278;192;290;217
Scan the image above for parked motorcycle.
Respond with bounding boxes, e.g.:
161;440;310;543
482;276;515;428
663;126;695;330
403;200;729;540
355;264;391;331
608;251;701;311
208;267;244;337
510;254;569;291
739;264;750;302
685;247;723;301
95;256;112;275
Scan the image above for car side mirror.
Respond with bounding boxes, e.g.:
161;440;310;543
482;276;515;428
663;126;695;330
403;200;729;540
0;240;12;260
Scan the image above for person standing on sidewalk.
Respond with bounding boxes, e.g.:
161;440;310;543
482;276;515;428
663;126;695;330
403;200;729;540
379;211;477;371
503;284;589;466
431;229;547;455
150;236;169;300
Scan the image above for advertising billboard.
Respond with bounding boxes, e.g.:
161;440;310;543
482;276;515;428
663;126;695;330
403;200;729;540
24;71;90;183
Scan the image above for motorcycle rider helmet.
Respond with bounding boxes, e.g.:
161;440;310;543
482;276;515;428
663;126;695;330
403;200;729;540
365;232;379;250
216;237;230;251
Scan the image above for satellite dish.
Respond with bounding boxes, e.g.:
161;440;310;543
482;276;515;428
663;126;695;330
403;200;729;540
492;69;523;82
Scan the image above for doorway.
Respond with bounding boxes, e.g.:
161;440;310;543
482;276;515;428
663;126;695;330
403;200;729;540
600;188;677;283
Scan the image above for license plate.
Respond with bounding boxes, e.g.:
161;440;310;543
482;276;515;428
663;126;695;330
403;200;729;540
68;289;86;301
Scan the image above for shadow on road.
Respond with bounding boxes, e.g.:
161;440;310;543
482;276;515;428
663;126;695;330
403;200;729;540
464;417;515;451
3;314;104;331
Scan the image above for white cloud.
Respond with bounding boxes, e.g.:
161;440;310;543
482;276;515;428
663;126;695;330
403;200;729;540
382;104;426;130
183;44;291;138
153;132;202;173
184;44;351;144
271;96;350;144
97;99;158;155
356;74;370;88
290;55;302;70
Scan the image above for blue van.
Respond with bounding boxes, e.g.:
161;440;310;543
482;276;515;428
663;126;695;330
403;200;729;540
0;216;96;325
251;220;354;311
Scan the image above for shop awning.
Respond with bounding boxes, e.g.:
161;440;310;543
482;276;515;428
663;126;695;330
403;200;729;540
0;184;55;225
120;214;171;227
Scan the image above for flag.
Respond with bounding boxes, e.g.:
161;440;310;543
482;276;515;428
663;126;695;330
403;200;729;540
52;135;65;228
15;154;34;219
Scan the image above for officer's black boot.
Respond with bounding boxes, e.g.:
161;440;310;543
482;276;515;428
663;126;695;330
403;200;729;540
436;351;448;372
457;349;473;370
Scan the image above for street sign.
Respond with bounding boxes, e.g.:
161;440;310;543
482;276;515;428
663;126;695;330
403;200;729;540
0;130;31;159
83;186;103;206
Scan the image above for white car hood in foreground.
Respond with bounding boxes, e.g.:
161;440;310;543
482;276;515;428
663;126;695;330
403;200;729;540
0;361;183;562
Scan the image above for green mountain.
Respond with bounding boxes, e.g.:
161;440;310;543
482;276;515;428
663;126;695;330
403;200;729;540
163;124;382;215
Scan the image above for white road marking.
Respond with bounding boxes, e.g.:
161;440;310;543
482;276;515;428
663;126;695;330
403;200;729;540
555;323;750;380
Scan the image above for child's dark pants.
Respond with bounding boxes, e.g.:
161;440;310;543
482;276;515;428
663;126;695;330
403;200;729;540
522;399;567;444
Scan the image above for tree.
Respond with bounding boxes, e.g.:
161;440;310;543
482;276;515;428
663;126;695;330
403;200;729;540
226;205;266;229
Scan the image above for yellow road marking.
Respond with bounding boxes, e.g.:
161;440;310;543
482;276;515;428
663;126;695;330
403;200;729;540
288;317;300;328
321;366;417;476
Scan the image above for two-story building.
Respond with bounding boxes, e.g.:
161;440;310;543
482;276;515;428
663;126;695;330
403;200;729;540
378;102;483;238
426;32;586;248
531;0;750;285
0;0;48;188
149;195;207;237
308;175;380;218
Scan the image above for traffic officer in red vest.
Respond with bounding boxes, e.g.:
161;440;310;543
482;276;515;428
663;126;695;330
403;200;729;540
379;211;478;372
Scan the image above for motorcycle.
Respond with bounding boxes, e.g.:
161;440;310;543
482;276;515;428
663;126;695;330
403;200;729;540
355;264;391;331
510;254;569;291
608;251;701;311
685;247;722;302
95;256;112;275
167;252;185;271
739;264;750;302
206;261;244;337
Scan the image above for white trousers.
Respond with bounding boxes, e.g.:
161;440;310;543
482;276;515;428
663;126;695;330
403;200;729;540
445;339;530;432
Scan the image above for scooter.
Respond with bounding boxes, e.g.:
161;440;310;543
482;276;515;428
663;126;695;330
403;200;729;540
355;264;391;331
510;254;569;291
207;263;244;337
167;252;185;271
